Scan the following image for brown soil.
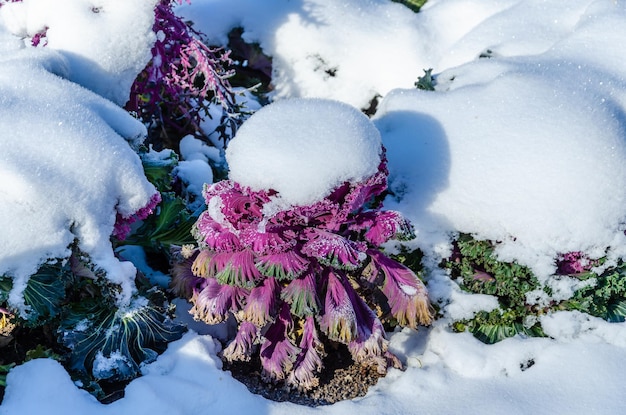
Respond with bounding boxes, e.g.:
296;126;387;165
223;343;385;406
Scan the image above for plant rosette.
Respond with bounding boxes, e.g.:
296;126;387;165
171;98;432;391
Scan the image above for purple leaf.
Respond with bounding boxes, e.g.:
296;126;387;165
190;277;248;324
222;321;258;363
243;277;280;327
240;228;296;255
344;278;391;373
113;192;161;240
193;212;240;251
318;271;357;343
342;167;387;214
256;250;310;281
169;248;204;298
302;229;366;270
287;316;325;391
368;250;432;328
214;249;263;289
351;210;415;246
260;303;301;382
556;251;596;275
281;272;319;317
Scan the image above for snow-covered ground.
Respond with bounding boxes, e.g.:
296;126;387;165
2;0;626;414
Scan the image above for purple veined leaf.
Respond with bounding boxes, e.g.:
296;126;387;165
169;248;205;298
342;168;388;214
556;251;596;275
243;277;280;327
218;189;265;229
368;249;432;328
343;276;391;374
318;270;358;343
351;210;415;246
472;270;496;282
239;228;296;255
281;271;319;317
256;250;310;281
287;316;325;391
301;229;366;270
222;321;259;363
193;212;240;251
191;249;219;278
190;277;248;324
259;303;301;382
214;249;263;289
113;192;162;240
270;199;337;230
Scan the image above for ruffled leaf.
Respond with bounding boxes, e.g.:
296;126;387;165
281;272;319;317
190;277;248;324
344;278;392;373
193;212;240;251
170;248;205;298
351;210;415;246
192;250;261;288
259;303;300;382
222;321;259;362
368;250;432;328
240;228;296;255
243;277;280;326
302;229;366;270
215;250;262;288
318;271;357;343
287;316;325;391
256;250;310;281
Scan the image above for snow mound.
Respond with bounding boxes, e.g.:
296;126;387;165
0;0;158;106
375;4;626;278
226;98;382;206
0;29;157;311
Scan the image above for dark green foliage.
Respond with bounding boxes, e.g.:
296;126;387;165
120;150;199;258
0;260;72;326
562;262;626;322
415;68;436;91
59;297;185;382
123;193;197;254
140;148;180;193
444;233;545;343
0;364;14;387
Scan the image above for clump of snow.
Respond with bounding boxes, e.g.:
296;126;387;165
375;13;626;278
225;98;382;206
92;351;131;380
0;28;157;311
0;0;158;105
175;0;432;109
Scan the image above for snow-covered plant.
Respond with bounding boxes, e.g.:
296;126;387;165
171;98;432;390
445;233;545;343
446;233;626;343
126;0;239;148
117;148;198;259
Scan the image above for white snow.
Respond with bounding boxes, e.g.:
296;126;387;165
0;0;158;105
0;25;157;311
226;98;382;206
3;0;626;414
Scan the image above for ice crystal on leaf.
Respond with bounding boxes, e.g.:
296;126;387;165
171;98;432;390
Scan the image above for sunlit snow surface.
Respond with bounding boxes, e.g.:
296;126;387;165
3;0;626;414
0;26;157;311
226;98;382;206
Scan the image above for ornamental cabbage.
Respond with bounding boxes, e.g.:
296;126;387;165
171;146;432;390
